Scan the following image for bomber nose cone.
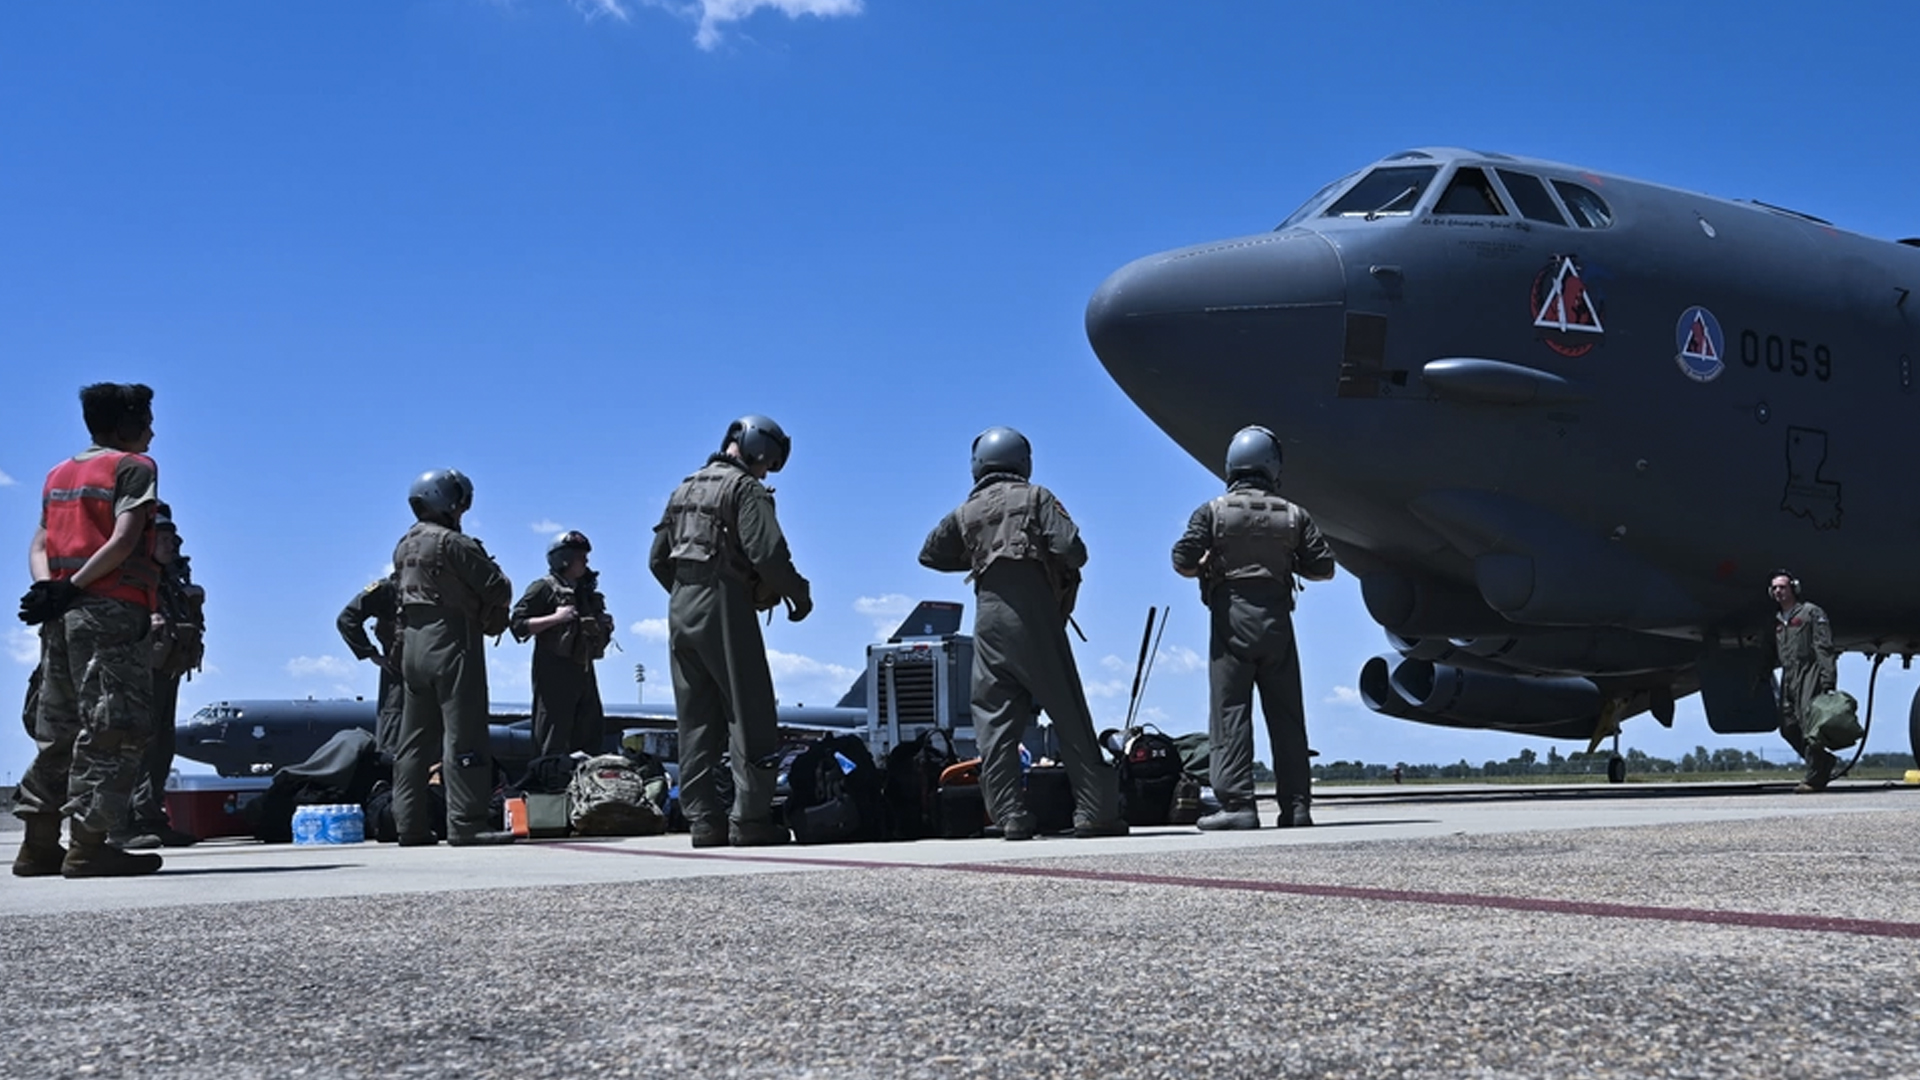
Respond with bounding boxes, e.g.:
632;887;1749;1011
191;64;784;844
1085;229;1345;456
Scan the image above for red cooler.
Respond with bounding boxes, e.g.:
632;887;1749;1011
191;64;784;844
165;775;272;840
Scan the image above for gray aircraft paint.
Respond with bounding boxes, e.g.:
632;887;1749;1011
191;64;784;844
1085;147;1920;762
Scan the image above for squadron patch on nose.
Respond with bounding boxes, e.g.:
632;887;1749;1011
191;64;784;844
1531;254;1605;357
1675;306;1725;382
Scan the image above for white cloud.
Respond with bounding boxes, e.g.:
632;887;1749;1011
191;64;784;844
0;469;15;488
6;627;40;666
1098;645;1201;679
1324;685;1361;707
854;593;912;639
1083;677;1132;700
530;519;566;535
286;655;356;680
630;617;669;643
765;648;860;706
638;0;863;51
571;0;631;21
1155;645;1204;675
765;648;858;684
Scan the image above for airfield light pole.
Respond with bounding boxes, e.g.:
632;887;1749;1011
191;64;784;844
634;662;645;704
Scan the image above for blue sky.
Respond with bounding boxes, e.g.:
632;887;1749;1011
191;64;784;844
4;0;1918;783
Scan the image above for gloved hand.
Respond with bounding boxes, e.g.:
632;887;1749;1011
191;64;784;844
786;585;813;623
19;580;82;626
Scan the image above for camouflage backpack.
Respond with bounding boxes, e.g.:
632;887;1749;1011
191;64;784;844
568;754;667;836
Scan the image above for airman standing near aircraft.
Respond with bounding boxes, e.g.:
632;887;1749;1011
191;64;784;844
649;415;812;848
391;469;516;846
117;501;205;850
13;382;164;878
1769;571;1839;792
919;426;1126;841
1171;426;1336;830
337;573;403;756
511;531;612;758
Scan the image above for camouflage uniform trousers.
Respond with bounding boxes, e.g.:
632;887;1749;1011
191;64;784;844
13;596;155;834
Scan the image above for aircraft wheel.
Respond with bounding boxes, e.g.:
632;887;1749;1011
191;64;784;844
1908;684;1920;769
1607;755;1626;784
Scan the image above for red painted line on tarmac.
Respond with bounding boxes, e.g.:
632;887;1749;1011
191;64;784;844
551;842;1920;940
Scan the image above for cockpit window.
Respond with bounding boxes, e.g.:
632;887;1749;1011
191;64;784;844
1553;181;1613;228
1276;170;1358;230
1432;167;1507;216
1496;169;1568;225
1323;165;1439;219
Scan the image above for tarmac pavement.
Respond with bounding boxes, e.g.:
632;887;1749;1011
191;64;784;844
3;782;1918;1078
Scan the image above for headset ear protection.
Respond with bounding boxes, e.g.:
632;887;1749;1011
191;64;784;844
1769;570;1802;597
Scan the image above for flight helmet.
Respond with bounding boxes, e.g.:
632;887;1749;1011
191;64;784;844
1225;426;1283;485
724;414;791;473
408;468;474;523
970;426;1032;482
548;530;591;574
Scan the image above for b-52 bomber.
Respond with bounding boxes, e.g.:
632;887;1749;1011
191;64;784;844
1086;147;1920;777
177;600;965;777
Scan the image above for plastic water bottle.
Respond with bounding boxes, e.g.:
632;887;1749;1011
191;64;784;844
1019;744;1033;774
833;751;856;774
327;804;365;844
292;805;324;846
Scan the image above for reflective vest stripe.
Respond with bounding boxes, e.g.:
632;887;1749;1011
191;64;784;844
42;451;159;609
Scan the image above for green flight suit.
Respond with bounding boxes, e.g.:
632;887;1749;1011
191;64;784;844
1772;599;1838;786
393;521;512;843
920;474;1119;833
510;574;608;758
1170;481;1336;816
649;455;811;834
337;577;404;756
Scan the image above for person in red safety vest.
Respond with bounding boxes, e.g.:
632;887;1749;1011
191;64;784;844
13;383;166;879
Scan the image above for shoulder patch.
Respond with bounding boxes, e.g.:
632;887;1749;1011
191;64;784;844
363;581;382;595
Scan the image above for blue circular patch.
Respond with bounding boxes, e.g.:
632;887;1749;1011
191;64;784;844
1675;306;1725;383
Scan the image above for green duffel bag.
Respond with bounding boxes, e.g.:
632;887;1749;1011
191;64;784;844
1805;689;1863;751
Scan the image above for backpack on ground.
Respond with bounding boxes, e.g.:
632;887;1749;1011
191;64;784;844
1104;726;1187;827
883;729;960;840
936;758;987;838
568;754;667;836
785;734;885;844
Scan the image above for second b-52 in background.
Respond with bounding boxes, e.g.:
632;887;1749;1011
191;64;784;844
1086;147;1920;776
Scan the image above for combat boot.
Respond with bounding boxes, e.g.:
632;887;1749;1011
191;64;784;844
1280;795;1314;828
118;824;198;850
1195;805;1259;831
12;815;66;878
448;830;517;847
62;824;162;878
729;820;790;847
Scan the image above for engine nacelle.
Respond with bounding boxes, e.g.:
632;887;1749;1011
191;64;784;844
1359;656;1604;739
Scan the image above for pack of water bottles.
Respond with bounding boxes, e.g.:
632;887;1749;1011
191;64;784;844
291;803;367;845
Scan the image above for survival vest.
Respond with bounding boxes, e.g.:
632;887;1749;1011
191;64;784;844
42;451;160;609
662;461;758;583
956;480;1042;577
395;522;510;634
1208;491;1301;590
